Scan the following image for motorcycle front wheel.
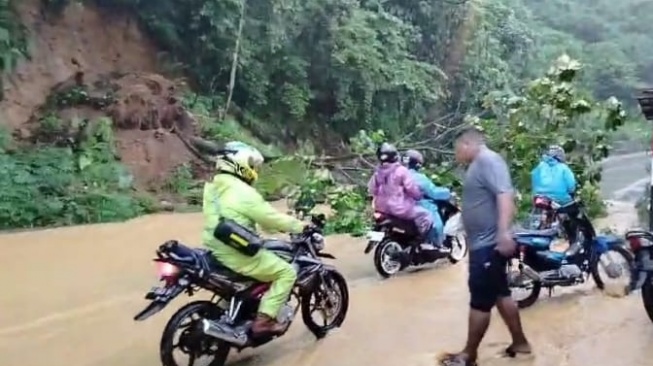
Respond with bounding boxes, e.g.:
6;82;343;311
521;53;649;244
301;269;349;339
447;234;468;264
590;246;634;290
160;301;230;366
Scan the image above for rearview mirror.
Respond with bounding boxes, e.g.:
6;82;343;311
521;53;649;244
311;214;326;228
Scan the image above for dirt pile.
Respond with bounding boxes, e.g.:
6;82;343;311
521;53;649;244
0;0;207;189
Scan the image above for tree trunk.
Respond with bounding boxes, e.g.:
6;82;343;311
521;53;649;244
220;0;247;121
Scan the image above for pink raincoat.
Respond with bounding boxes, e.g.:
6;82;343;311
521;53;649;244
367;162;433;235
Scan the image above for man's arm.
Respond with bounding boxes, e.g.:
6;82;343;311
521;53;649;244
240;192;305;234
422;176;451;201
480;154;515;232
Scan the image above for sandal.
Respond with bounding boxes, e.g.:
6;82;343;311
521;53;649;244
503;344;532;358
438;353;478;366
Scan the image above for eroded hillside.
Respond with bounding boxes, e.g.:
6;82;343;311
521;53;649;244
1;0;209;190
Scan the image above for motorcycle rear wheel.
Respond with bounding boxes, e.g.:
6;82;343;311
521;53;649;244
507;266;542;309
373;240;404;278
160;301;230;366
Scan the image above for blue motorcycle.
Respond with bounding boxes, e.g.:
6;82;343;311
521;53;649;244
509;200;633;308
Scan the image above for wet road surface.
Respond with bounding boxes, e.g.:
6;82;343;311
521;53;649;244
0;153;651;366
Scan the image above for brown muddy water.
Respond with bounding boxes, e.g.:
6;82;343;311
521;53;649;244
0;201;651;366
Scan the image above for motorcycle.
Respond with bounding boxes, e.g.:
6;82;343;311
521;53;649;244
528;195;556;229
364;195;468;278
133;214;349;366
508;199;634;308
626;229;653;323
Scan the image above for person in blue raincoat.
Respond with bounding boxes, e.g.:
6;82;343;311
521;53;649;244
531;145;576;205
403;149;452;248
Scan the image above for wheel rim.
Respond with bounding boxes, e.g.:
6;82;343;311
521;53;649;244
306;276;344;328
597;249;631;286
449;235;467;261
380;241;403;274
165;308;225;366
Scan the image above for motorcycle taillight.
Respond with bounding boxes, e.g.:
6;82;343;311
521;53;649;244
533;196;551;209
628;237;643;252
156;261;180;279
373;212;383;220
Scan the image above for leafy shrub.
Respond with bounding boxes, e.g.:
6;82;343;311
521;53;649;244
0;118;157;230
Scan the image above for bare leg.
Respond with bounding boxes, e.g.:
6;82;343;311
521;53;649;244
460;309;492;361
496;296;531;353
442;309;490;364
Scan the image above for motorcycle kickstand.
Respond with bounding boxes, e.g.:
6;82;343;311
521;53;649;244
547;287;554;297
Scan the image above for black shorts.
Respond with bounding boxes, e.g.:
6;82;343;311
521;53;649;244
468;246;511;312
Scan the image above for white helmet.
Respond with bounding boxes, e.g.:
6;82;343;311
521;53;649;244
216;141;264;184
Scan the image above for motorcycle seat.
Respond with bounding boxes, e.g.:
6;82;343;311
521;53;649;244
514;228;558;238
163;241;256;282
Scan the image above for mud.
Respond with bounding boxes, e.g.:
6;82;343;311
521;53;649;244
0;200;651;366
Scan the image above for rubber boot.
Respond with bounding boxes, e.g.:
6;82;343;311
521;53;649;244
251;313;287;336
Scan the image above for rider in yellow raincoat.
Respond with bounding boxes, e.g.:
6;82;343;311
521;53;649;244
202;141;305;336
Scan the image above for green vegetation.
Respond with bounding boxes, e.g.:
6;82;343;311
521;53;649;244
0;0;649;231
0;119;158;230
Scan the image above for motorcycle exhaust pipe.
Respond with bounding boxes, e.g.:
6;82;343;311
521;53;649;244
201;319;249;346
519;263;541;282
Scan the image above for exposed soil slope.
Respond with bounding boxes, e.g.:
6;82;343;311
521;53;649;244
0;0;203;189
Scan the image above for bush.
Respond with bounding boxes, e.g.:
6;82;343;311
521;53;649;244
0;120;157;230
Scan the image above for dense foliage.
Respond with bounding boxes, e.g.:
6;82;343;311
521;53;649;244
0;0;648;230
83;0;649;146
0;119;157;229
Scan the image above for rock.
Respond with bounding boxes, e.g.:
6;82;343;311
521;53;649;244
159;200;175;212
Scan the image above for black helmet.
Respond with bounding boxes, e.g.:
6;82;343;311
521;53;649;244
403;149;424;170
376;142;398;163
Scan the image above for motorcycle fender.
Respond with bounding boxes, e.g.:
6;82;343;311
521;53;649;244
592;235;624;255
133;284;186;322
364;241;377;254
443;212;464;236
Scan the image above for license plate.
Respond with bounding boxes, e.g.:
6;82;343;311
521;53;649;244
366;231;385;242
145;286;171;300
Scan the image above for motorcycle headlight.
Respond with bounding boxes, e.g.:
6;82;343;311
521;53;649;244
311;233;325;251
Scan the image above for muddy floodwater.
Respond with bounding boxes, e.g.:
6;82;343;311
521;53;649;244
0;198;651;366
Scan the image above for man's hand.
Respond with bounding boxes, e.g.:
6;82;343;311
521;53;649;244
496;230;516;257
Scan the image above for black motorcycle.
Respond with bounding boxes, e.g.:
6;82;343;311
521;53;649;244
626;229;653;323
364;197;468;278
133;215;349;366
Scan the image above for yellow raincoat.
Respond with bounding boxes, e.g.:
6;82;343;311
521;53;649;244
202;173;304;318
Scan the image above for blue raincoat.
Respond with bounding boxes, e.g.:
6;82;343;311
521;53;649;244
531;155;577;204
408;168;451;245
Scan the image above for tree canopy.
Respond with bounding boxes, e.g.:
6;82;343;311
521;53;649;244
0;0;647;230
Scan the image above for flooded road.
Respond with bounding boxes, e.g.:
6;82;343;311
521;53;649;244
0;154;651;366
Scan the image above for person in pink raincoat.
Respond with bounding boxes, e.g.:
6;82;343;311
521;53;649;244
367;142;435;248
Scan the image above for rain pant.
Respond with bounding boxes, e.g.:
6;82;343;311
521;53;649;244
367;162;432;237
408;168;451;245
531;156;577;204
202;173;304;318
